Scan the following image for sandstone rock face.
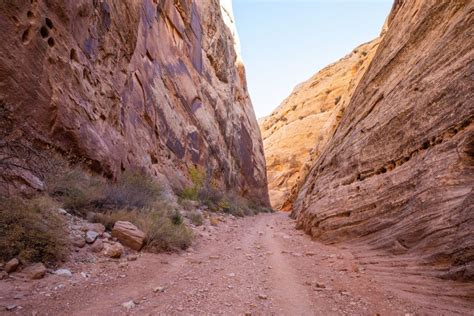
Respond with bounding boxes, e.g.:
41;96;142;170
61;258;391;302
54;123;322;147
259;39;381;209
112;221;146;251
292;0;474;281
0;0;269;205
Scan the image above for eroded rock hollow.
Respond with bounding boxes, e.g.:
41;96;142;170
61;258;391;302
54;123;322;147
0;0;269;205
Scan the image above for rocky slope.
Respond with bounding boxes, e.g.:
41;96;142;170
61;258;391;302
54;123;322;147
292;0;474;281
0;0;269;205
259;38;381;210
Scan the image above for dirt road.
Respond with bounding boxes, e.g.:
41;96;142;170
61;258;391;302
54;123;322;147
1;213;473;315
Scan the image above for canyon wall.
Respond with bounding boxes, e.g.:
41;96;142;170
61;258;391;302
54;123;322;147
259;38;381;210
292;0;473;280
0;0;269;205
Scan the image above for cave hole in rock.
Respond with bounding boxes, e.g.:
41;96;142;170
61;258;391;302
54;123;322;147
47;37;55;47
21;28;31;43
40;26;49;38
45;17;53;29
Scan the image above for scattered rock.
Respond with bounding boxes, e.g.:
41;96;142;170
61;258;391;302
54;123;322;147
57;208;68;215
103;242;124;259
54;269;72;278
72;237;86;248
121;300;136;310
5;258;19;273
103;232;111;239
228;273;236;277
153;286;165;293
112;221;146;251
6;304;18;311
85;231;99;244
127;255;138;261
90;239;104;253
305;252;316;256
86;223;106;235
209;217;219;226
0;271;8;280
209;255;220;260
316;282;326;288
258;294;268;300
23;263;46;280
80;272;90;278
118;262;128;268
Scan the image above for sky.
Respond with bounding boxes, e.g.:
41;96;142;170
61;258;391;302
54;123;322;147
233;0;393;119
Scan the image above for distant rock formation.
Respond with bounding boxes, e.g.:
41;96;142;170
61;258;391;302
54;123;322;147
260;38;381;210
0;0;269;205
290;0;474;281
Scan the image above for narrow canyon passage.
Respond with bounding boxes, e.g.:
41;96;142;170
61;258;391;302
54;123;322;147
2;213;472;315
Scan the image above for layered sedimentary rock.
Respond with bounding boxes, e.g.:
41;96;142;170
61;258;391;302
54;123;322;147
260;39;381;209
292;0;474;280
0;0;269;205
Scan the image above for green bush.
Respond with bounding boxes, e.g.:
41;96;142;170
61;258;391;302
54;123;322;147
0;196;68;265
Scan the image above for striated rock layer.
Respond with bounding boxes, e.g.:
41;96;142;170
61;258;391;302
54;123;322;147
0;0;269;205
259;38;381;210
292;0;474;281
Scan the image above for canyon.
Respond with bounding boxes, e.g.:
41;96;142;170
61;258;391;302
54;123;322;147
0;0;473;314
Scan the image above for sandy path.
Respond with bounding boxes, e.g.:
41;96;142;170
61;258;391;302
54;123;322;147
1;213;473;315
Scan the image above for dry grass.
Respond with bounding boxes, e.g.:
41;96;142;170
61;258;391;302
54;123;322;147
0;195;68;265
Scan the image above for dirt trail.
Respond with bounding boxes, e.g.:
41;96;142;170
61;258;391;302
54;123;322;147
1;213;473;315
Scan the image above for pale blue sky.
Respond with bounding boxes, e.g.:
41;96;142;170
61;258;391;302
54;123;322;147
233;0;393;118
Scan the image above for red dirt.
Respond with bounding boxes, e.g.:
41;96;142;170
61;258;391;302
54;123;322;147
1;213;473;315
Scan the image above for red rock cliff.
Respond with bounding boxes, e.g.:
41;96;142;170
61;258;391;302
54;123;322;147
0;0;269;205
292;0;474;280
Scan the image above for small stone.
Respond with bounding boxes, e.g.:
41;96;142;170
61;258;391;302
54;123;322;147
0;271;8;280
86;223;106;235
72;237;86;248
85;231;99;244
23;263;46;280
305;252;316;256
54;269;73;278
5;258;19;273
127;255;138;261
103;232;111;239
90;239;104;253
57;208;68;215
316;282;326;288
228;273;236;277
153;286;165;293
282;235;290;239
244;312;252;316
258;294;268;300
209;217;219;226
121;300;136;310
292;252;303;257
6;305;17;311
304;281;312;286
103;242;124;259
80;272;90;278
340;291;350;296
209;255;220;260
118;262;128;268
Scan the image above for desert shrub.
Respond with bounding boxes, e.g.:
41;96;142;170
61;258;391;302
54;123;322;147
45;166;105;216
187;211;203;226
100;172;161;209
89;207;192;252
179;166;206;201
47;168;161;216
0;196;68;265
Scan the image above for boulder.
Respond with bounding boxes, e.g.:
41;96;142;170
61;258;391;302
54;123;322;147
112;221;145;251
5;258;19;273
23;263;46;280
103;242;124;259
